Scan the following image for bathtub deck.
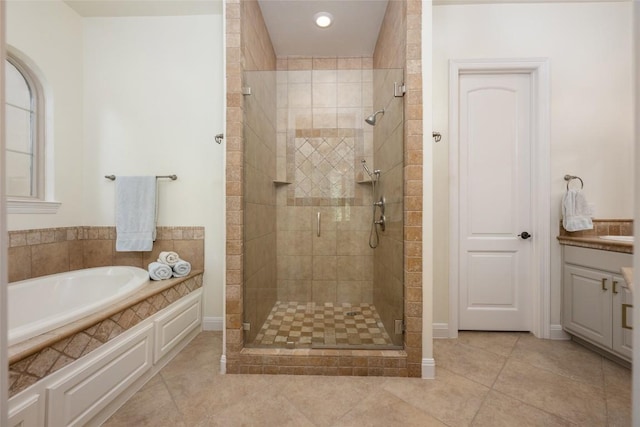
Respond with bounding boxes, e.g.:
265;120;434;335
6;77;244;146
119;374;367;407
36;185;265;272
8;271;203;398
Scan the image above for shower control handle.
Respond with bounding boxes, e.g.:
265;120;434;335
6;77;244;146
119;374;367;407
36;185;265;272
375;215;386;232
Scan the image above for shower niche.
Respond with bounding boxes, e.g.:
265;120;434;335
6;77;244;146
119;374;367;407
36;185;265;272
242;65;405;350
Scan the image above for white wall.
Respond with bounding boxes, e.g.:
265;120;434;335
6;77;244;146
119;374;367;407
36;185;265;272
6;0;84;230
82;15;225;318
432;2;634;327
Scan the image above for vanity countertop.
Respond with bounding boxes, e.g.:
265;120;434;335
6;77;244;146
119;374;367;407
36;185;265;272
557;235;633;254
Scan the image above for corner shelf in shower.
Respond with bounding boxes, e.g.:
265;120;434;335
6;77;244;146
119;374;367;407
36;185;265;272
273;180;292;186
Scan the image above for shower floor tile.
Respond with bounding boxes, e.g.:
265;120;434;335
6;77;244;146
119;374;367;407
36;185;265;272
251;301;393;348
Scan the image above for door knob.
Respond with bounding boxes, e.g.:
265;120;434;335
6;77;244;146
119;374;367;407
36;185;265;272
518;231;532;240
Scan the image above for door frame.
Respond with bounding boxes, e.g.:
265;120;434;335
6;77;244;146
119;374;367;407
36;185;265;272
448;58;551;338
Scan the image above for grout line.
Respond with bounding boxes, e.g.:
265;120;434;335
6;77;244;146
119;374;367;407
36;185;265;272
466;338;513;425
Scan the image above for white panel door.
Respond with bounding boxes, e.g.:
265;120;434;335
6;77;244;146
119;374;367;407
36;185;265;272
458;73;532;331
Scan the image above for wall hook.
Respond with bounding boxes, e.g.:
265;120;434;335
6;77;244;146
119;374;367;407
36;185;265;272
215;133;224;144
432;132;442;143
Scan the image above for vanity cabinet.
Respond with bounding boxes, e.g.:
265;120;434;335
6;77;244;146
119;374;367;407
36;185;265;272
562;245;633;362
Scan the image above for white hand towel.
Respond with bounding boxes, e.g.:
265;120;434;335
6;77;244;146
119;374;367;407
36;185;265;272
115;176;157;252
158;251;180;267
172;260;192;278
562;189;593;232
148;261;172;281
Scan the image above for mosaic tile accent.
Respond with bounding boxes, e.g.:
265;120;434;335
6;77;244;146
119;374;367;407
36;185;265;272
251;301;393;348
8;274;202;398
287;128;360;206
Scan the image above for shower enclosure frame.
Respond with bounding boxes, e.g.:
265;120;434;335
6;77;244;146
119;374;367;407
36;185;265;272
223;0;424;377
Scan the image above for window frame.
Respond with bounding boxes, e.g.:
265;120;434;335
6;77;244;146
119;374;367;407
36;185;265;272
5;49;59;214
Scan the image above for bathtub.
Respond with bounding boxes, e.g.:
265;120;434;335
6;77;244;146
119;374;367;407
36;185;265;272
8;266;150;346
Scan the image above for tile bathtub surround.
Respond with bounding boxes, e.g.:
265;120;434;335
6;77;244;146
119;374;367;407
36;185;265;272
7;226;204;283
8;273;203;398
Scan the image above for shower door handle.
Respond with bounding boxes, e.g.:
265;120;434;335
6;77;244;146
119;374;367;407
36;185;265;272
317;212;321;237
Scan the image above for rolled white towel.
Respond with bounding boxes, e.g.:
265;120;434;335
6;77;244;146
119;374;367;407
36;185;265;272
148;261;172;281
172;260;192;278
158;251;180;267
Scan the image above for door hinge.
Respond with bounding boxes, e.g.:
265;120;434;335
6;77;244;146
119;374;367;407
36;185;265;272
242;322;251;331
394;82;406;97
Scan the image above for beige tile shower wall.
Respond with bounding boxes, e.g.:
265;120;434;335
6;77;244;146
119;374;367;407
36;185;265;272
373;0;424;377
241;0;276;71
373;68;405;347
243;70;278;342
7;226;205;283
274;57;375;305
373;0;406;70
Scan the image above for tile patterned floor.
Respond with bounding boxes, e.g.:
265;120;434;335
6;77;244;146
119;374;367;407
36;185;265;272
104;331;633;426
250;301;393;348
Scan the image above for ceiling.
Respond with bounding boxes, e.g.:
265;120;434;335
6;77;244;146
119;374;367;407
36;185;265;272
64;0;386;57
257;0;389;57
64;0;222;17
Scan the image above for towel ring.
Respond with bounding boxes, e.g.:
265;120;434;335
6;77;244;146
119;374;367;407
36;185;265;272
564;174;584;191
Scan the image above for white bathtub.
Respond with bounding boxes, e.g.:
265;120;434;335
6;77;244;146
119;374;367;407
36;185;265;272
8;266;150;346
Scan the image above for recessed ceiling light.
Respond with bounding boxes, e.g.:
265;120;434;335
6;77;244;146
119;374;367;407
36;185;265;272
314;12;333;28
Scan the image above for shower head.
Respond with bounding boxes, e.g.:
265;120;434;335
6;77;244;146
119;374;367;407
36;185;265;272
365;109;385;126
361;159;373;178
361;159;380;180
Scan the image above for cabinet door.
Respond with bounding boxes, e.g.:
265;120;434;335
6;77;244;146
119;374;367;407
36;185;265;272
563;265;612;347
612;277;633;360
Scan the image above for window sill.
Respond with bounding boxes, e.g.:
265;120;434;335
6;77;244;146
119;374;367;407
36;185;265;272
8;199;61;214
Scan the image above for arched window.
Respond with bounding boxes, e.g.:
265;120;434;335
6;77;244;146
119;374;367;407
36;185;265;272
5;55;42;199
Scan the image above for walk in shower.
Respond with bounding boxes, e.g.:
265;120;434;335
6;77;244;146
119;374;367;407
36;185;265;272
242;63;404;350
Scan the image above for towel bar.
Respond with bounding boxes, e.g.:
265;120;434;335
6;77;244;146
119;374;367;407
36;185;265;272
564;174;583;191
105;175;177;181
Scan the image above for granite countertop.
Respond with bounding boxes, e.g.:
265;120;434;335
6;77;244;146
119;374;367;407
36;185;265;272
557;235;633;254
621;267;633;293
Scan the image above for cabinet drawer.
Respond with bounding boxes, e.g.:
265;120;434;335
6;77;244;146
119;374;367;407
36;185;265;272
564;246;632;273
154;289;202;363
46;324;153;427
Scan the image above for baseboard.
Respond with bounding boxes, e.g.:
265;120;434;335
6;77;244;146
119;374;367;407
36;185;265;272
433;323;450;339
421;358;436;379
549;324;571;340
203;316;224;331
219;354;227;375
